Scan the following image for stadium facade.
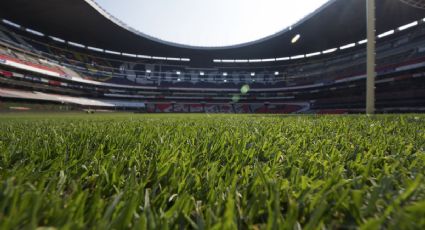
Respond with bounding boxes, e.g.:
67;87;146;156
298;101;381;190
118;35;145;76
0;0;425;113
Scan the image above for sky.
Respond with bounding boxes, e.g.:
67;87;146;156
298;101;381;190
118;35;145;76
95;0;330;47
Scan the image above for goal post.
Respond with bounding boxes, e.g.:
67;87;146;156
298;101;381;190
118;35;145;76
366;0;376;114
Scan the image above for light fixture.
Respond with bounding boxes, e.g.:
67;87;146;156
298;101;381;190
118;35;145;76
322;48;337;54
398;21;418;31
276;57;290;61
122;53;137;58
291;34;301;44
137;55;151;59
152;56;167;60
223;72;228;76
105;50;121;55
378;30;395;38
88;46;103;52
2;19;21;28
146;69;152;73
251;72;256;76
306;52;321;58
49;36;65;43
290;55;305;60
200;72;204;76
274;71;279;76
68;41;85;48
249;59;262;63
340;43;356;50
176;71;181;75
25;28;44;37
358;39;367;45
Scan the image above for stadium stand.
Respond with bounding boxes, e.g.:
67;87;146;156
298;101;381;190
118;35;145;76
0;0;425;113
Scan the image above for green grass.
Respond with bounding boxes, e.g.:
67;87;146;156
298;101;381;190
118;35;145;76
0;113;424;229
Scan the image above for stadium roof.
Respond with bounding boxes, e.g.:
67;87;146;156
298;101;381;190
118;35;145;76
1;0;425;65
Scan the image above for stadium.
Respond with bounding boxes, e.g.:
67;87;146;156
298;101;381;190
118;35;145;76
0;0;424;229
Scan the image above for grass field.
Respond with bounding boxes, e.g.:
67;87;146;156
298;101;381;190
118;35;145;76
0;113;424;229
